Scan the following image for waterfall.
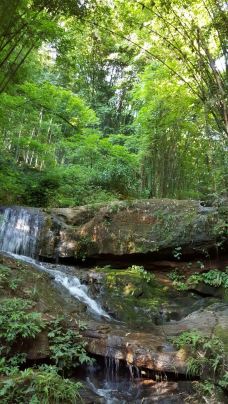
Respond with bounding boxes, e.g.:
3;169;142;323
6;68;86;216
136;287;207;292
105;337;121;382
0;207;110;319
0;207;42;258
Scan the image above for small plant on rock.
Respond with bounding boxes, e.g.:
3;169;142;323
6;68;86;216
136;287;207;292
168;269;188;291
172;246;182;260
172;330;227;397
0;265;22;291
130;265;155;284
188;269;228;288
48;317;93;371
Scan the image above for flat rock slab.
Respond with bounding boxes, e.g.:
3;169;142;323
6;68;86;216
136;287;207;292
84;321;187;374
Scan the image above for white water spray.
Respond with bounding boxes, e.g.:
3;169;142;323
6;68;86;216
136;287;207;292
8;253;110;319
53;269;110;318
0;208;41;257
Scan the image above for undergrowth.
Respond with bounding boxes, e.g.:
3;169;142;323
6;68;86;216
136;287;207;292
172;330;228;399
169;268;228;291
0;365;82;404
0;296;91;403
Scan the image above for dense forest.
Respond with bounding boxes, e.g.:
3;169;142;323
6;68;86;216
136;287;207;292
0;0;227;207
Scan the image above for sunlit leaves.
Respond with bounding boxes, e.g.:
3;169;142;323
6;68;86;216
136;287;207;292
19;81;98;129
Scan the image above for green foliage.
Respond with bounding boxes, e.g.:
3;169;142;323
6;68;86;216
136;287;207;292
218;371;228;389
0;297;44;374
188;269;228;289
0;265;21;290
130;265;155;284
0;365;82;404
19;81;98;131
172;247;182;260
169;268;228;291
0;298;44;345
193;380;215;396
0;83;140;206
0;301;84;403
133;63;227;198
172;331;225;379
173;330;204;351
0;354;27;376
52;134;140;206
0;0;227;207
168;269;188;291
173;330;228;399
48;318;93;370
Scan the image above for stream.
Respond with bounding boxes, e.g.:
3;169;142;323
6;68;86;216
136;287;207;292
0;207;226;403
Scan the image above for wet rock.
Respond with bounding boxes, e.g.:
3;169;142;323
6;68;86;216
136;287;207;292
86;267;212;327
84;323;187;374
136;380;189;403
162;303;228;339
26;331;50;360
80;387;106;404
189;282;226;298
83;303;228;374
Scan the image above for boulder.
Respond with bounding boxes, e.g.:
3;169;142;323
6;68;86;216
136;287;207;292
39;199;225;261
162;303;228;345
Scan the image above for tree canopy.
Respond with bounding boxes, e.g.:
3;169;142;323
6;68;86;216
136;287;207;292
0;0;227;206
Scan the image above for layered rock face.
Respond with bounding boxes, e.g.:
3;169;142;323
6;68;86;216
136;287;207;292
84;303;228;374
84;322;188;374
39;199;226;260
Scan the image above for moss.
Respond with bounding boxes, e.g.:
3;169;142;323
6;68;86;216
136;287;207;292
152;207;199;245
95;267;172;328
74;235;94;259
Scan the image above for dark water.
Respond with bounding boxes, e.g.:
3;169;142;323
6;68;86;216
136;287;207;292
81;361;193;403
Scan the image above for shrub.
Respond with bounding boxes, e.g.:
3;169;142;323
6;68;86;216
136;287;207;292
0;298;44;345
0;365;82;404
169;268;228;291
172;331;226;385
0;265;21;290
48;318;93;371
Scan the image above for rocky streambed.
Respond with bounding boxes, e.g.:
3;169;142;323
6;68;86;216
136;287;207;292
1;252;228;403
0;198;227;403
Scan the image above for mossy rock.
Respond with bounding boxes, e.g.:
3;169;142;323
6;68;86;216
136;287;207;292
39;198;226;260
93;266;201;328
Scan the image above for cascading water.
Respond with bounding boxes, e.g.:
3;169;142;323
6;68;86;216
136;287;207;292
53;270;110;318
0;207;42;258
0;207;110;319
8;253;110;319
